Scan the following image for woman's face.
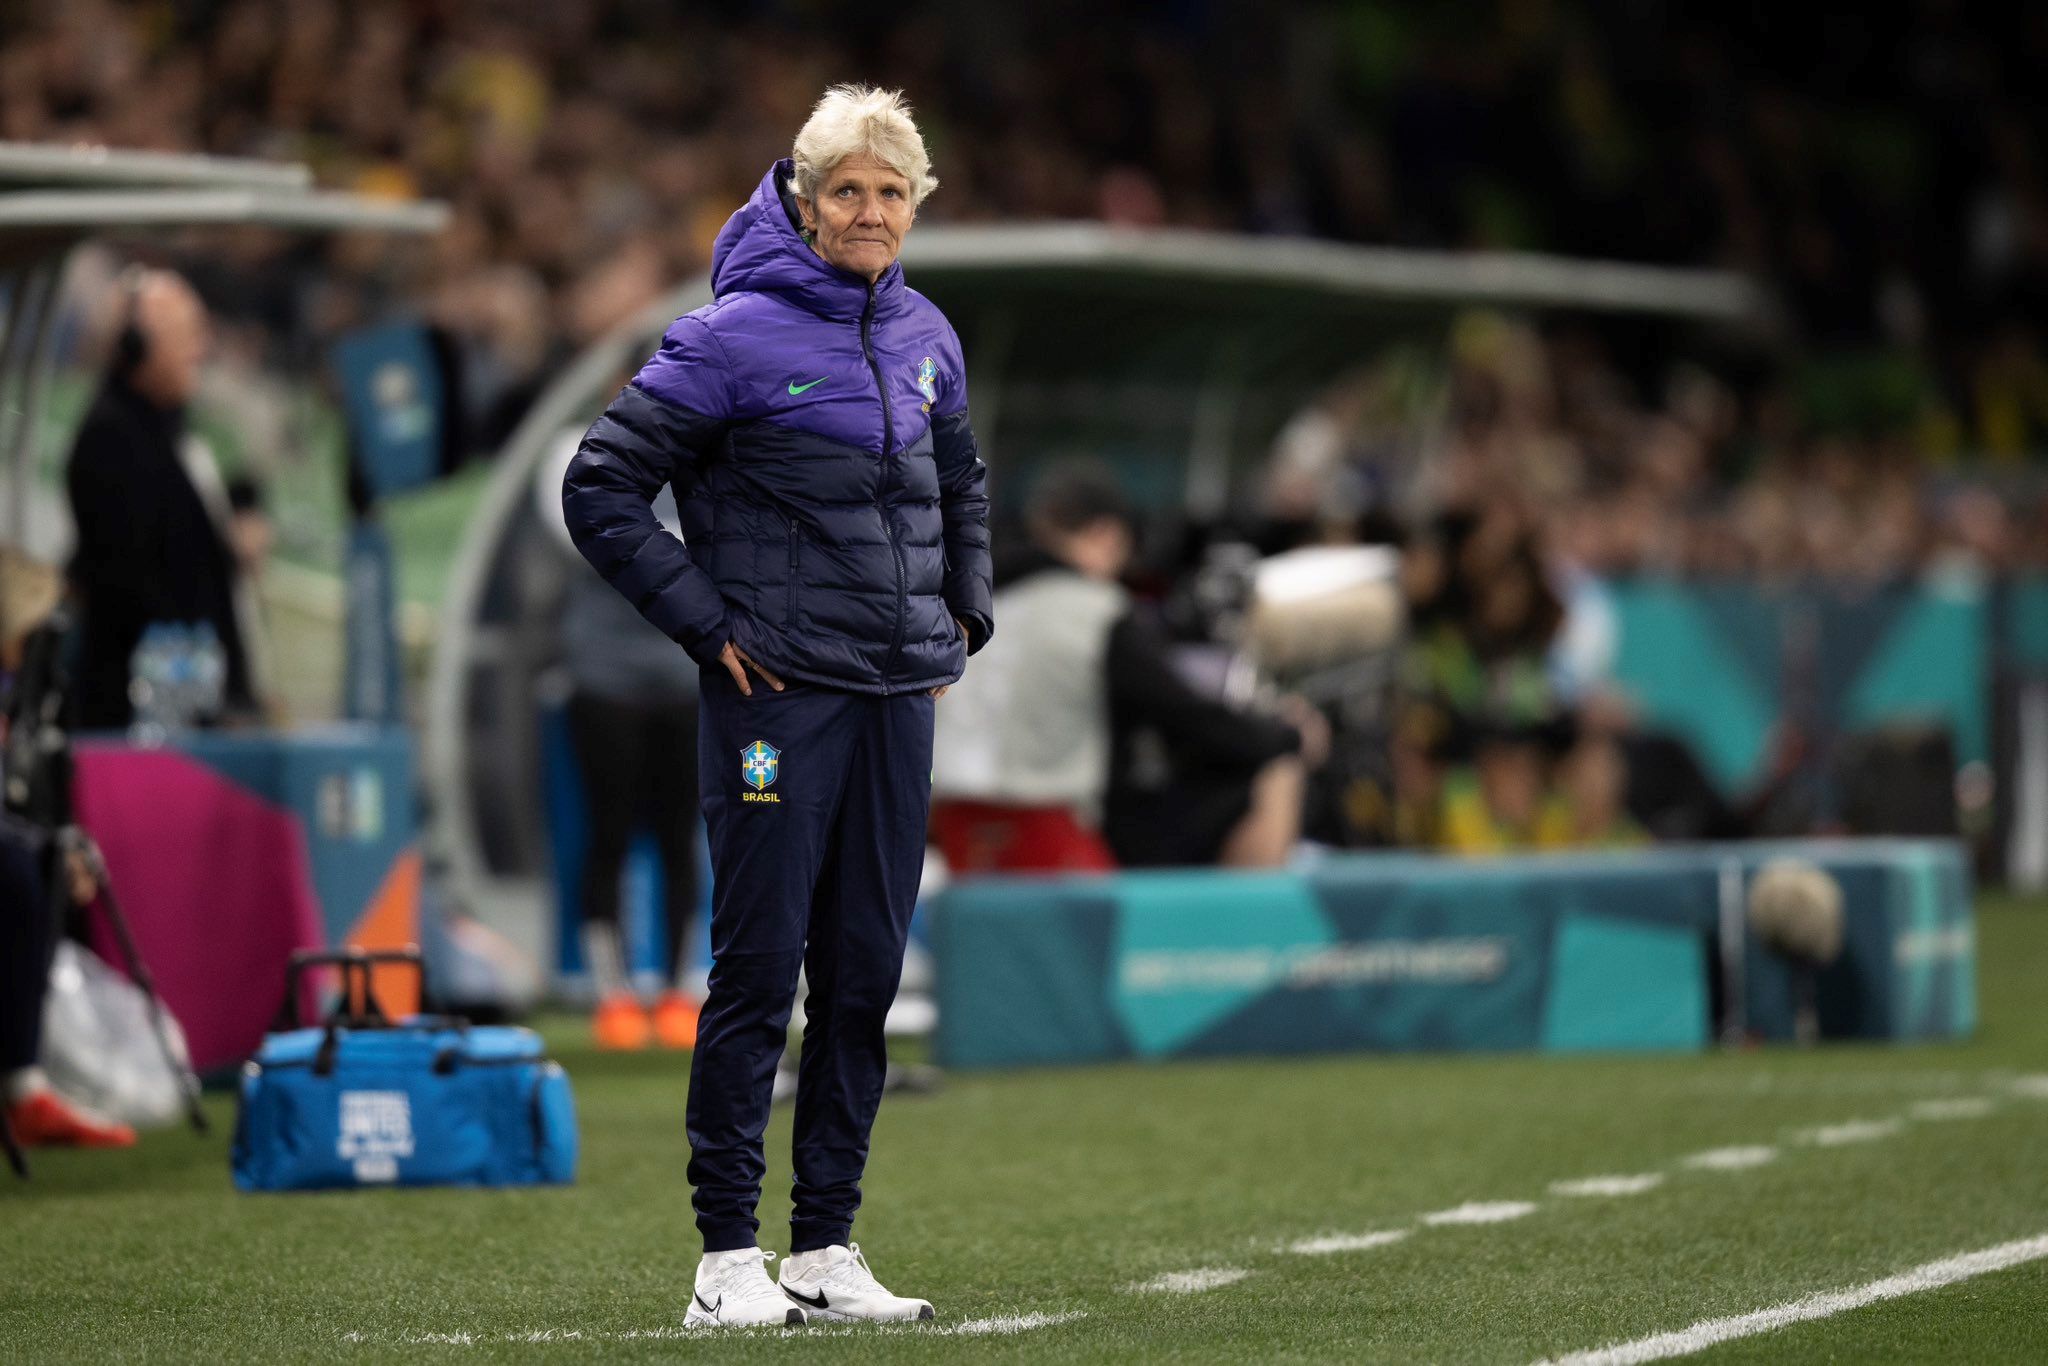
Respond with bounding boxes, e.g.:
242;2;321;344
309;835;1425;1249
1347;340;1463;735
798;152;914;282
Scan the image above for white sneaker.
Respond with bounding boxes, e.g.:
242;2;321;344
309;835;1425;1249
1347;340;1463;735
778;1243;934;1322
686;1248;808;1328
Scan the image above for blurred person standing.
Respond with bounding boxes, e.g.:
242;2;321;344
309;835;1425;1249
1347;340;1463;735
563;87;989;1327
929;463;1129;872
538;433;704;1053
64;269;256;730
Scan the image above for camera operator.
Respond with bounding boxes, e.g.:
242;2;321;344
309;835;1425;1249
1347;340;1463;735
934;461;1324;871
0;548;135;1148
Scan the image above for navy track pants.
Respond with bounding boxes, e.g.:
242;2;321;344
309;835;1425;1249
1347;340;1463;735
685;666;934;1253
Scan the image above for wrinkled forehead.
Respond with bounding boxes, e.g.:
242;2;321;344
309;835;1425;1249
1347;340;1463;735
820;152;910;189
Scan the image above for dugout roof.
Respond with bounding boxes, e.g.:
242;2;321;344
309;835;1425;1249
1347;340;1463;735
0;142;447;548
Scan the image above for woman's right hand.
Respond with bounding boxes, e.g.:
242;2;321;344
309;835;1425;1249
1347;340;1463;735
719;640;785;697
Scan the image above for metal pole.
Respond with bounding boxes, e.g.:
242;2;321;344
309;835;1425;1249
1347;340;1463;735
64;827;209;1134
8;257;65;548
1184;334;1245;522
0;262;57;546
1718;857;1748;1045
0;262;29;540
967;310;1013;469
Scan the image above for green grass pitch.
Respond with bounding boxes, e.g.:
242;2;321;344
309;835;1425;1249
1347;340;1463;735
5;895;2046;1363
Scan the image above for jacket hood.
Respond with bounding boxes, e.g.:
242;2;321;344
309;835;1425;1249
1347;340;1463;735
710;159;909;322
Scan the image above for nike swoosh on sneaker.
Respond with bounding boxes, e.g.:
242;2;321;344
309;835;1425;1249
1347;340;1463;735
693;1292;721;1315
788;377;828;395
784;1287;830;1310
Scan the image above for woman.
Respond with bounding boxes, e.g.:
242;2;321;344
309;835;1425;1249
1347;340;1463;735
563;85;991;1328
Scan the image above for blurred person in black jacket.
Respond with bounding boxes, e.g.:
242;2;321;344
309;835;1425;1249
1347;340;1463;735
65;268;254;730
935;461;1324;869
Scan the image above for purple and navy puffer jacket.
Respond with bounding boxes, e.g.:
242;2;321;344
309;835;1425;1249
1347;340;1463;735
562;159;993;695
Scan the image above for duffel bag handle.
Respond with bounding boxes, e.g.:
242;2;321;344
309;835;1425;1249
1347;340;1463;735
281;947;426;1031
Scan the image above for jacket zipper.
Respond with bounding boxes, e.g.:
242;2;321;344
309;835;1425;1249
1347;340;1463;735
785;522;802;628
859;281;907;685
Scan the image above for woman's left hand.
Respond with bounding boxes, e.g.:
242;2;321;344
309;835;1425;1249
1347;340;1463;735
929;616;969;697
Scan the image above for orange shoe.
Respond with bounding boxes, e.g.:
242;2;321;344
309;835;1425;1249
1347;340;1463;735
652;991;701;1050
6;1090;137;1148
592;993;651;1051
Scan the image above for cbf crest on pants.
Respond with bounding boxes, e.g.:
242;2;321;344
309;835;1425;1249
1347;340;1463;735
742;740;780;799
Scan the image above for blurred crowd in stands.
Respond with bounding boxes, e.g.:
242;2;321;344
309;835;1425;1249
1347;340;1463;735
1266;312;2048;585
8;0;2048;459
1227;303;2025;858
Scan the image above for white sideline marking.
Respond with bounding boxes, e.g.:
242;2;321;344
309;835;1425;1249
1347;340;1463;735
2010;1074;2048;1099
1287;1230;1410;1255
1423;1200;1537;1226
1550;1174;1664;1198
1533;1233;2048;1365
1909;1097;1995;1121
1126;1267;1252;1294
1795;1119;1903;1146
369;1329;701;1346
1681;1145;1776;1171
943;1311;1087;1335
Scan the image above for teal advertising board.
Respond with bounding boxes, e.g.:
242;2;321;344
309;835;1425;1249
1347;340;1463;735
1608;579;1991;793
933;840;1973;1069
2012;574;2048;670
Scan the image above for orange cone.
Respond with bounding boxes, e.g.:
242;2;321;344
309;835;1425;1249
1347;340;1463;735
652;991;701;1050
592;992;651;1051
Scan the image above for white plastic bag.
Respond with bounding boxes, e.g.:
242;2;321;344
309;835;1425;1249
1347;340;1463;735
39;940;194;1128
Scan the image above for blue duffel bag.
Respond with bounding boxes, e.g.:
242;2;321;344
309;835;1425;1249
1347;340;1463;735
233;949;577;1192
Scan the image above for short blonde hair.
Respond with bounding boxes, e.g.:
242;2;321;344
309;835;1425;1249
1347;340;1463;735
788;84;938;209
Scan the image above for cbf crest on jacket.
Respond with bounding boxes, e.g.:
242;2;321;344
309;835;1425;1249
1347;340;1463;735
563;159;993;695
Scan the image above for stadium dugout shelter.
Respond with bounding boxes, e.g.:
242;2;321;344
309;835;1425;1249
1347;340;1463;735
0;143;448;1067
0;142;447;554
426;227;1767;1004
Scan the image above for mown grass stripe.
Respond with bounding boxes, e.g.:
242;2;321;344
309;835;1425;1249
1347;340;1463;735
1286;1230;1410;1255
1681;1145;1777;1171
1550;1175;1665;1198
1795;1119;1903;1146
1422;1201;1538;1225
1125;1267;1252;1294
1907;1098;1996;1121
